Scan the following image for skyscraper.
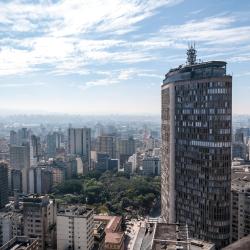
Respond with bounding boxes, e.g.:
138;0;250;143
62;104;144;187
10;143;30;194
10;169;22;194
31;135;41;160
161;46;232;248
17;128;29;145
0;162;8;208
117;137;136;166
10;143;30;170
9;130;18;145
97;135;116;159
47;132;58;157
68;128;91;169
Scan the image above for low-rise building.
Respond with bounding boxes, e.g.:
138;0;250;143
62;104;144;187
94;215;124;250
93;221;105;250
134;222;215;250
104;232;124;250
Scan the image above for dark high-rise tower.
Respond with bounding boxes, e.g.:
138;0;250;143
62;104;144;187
0;162;8;208
161;46;232;248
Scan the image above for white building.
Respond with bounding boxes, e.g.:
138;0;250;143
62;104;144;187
127;153;137;173
76;157;84;175
68;128;91;169
57;205;94;250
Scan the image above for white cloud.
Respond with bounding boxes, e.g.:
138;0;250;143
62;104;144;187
1;1;250;78
0;82;46;88
79;68;161;90
0;0;182;76
160;16;250;45
80;79;119;90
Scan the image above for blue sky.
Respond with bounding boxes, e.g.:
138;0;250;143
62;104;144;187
0;0;250;115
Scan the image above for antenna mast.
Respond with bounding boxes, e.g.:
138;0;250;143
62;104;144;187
186;42;197;65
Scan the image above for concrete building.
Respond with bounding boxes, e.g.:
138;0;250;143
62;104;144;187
76;157;84;175
127;154;137;173
9;130;18;145
117;137;135;166
97;136;117;159
17;128;29;146
0;212;23;247
231;176;250;242
123;162;133;174
57;205;94;250
9;144;30;193
93;221;105;250
161;46;232;248
0;139;9;162
51;166;65;186
28;166;53;194
68;128;91;169
10;169;22;194
0;213;12;247
30;135;41;163
10;144;30;170
142;157;160;176
95;153;119;172
10;213;23;239
232;142;248;160
0;236;39;250
222;235;250;250
23;195;56;250
0;162;8;208
104;233;124;250
94;215;124;250
46;132;60;157
135;222;215;250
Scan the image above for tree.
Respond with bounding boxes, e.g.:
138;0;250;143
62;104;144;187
55;180;83;194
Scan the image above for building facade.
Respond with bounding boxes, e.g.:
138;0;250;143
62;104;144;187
161;46;232;248
10;169;22;194
57;205;94;250
23;195;56;250
0;212;23;247
68;128;91;170
117;137;135;166
0;162;8;208
10;144;30;170
231;177;250;242
97;136;117;159
0;213;12;247
142;157;160;176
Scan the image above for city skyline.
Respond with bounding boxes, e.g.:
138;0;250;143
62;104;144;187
0;0;250;115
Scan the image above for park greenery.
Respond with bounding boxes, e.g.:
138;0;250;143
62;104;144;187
52;171;160;217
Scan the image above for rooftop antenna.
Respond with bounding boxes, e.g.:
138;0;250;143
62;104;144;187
186;42;197;65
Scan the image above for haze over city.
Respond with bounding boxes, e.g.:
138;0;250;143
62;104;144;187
0;0;250;115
